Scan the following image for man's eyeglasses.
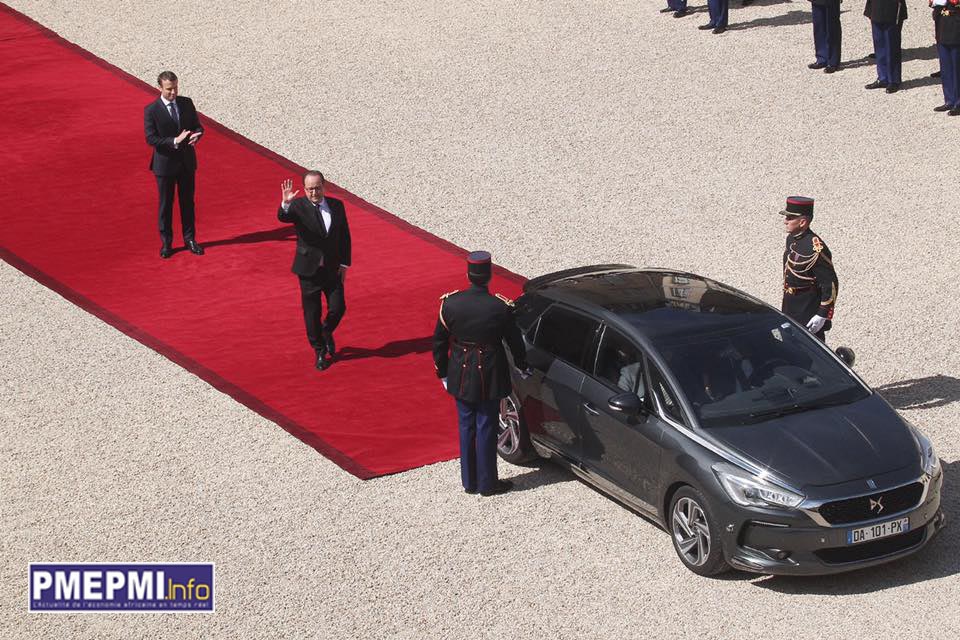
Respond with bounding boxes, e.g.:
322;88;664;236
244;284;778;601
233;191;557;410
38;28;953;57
305;187;324;192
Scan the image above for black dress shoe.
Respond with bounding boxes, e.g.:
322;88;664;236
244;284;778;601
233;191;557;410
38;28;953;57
808;62;826;70
824;66;839;74
464;488;478;495
480;480;513;497
186;240;205;255
160;245;173;259
885;84;900;94
673;9;688;17
934;104;952;112
712;26;726;34
931;70;942;78
659;6;674;12
949;108;960;116
868;52;876;59
698;23;716;30
864;80;887;90
741;0;753;5
315;351;331;370
323;332;336;357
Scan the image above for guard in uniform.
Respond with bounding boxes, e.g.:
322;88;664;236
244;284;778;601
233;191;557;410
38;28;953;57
779;197;839;341
808;0;843;72
699;0;729;33
432;251;527;497
864;0;908;93
934;0;960;114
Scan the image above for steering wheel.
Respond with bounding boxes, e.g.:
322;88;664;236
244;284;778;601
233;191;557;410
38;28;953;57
748;359;791;387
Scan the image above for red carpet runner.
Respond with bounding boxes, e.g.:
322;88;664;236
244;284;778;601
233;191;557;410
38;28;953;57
0;4;524;479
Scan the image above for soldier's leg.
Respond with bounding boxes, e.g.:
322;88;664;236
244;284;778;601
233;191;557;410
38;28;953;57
826;0;842;68
811;5;828;65
475;399;501;493
456;399;479;493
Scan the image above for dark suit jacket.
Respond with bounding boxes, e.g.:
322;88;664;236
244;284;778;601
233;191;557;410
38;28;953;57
144;96;204;176
277;197;352;277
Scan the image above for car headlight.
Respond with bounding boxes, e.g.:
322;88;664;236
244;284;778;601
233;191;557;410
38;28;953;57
713;463;805;509
914;429;941;477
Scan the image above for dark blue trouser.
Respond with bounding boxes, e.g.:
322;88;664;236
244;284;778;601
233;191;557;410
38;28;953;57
812;1;842;67
872;22;902;85
668;0;688;11
456;398;500;493
707;0;729;27
939;43;960;108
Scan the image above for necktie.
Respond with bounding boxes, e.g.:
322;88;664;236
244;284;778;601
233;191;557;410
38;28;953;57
168;102;180;127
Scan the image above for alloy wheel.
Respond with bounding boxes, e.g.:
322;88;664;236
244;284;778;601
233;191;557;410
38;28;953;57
498;396;521;456
671;496;711;566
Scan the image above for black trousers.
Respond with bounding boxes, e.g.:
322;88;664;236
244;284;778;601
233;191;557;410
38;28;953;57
155;171;196;245
298;268;346;352
782;291;829;342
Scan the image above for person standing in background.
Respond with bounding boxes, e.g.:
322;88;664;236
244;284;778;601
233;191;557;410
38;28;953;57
808;0;843;73
144;71;205;259
864;0;908;93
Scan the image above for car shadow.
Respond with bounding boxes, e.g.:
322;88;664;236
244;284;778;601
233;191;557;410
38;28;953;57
875;375;960;411
751;459;958;593
503;461;575;492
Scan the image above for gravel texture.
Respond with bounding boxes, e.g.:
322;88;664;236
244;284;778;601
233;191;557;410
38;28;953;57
2;1;959;638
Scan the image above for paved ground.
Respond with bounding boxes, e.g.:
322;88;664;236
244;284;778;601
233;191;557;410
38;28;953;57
3;1;959;638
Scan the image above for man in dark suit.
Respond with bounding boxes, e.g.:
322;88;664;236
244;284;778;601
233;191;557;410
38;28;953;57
144;71;205;259
432;252;527;497
279;171;352;370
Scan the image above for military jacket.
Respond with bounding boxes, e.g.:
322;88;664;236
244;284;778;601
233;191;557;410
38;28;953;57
938;3;960;45
782;229;839;328
864;0;907;24
432;285;527;403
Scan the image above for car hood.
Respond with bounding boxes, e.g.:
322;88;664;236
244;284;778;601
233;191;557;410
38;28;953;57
704;393;920;488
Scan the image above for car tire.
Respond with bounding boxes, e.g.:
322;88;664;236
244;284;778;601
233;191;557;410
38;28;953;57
497;393;537;464
668;486;729;576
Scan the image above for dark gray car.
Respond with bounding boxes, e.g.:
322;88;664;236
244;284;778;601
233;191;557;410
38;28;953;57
498;265;945;576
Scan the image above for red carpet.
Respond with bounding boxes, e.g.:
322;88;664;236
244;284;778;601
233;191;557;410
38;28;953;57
0;4;524;479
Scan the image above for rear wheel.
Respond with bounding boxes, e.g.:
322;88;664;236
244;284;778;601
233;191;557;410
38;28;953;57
497;394;537;464
668;486;729;576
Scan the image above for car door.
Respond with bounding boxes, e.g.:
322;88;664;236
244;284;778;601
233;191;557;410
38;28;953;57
522;304;600;460
578;326;664;511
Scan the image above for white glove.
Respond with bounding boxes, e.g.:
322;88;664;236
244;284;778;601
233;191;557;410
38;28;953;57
806;315;827;333
441;377;448;390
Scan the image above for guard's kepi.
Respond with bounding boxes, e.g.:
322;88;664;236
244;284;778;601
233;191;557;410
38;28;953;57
29;563;214;612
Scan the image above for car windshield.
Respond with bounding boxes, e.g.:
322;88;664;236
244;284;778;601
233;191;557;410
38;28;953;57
657;319;870;427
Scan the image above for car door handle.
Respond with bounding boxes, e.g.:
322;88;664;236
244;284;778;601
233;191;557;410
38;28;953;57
582;402;600;416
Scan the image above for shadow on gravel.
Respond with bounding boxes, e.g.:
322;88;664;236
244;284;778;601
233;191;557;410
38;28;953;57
843;46;940;71
752;459;959;594
728;10;810;31
504;461;574;493
876;375;960;410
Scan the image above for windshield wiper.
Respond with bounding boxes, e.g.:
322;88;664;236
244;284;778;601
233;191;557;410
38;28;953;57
748;396;852;421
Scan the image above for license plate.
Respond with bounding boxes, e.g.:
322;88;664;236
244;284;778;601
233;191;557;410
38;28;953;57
847;516;910;545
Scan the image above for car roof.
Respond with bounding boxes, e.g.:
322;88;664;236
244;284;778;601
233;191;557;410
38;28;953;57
524;265;779;340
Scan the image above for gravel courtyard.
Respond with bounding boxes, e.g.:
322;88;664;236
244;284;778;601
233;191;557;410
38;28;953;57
2;1;958;638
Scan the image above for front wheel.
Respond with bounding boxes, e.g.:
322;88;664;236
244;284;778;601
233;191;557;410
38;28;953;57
668;486;729;576
497;394;537;464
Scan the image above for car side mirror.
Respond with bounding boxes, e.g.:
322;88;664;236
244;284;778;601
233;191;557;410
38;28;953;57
835;346;856;367
608;392;645;416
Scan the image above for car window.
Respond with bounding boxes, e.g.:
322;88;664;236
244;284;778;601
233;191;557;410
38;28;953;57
534;306;599;369
595;328;646;396
514;293;552;333
649;363;685;424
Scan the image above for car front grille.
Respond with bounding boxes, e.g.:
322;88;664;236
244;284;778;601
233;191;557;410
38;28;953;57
815;529;925;564
817;482;924;525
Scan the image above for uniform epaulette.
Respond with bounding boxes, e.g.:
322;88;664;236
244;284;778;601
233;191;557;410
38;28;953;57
494;293;515;306
439;289;460;300
812;236;824;253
